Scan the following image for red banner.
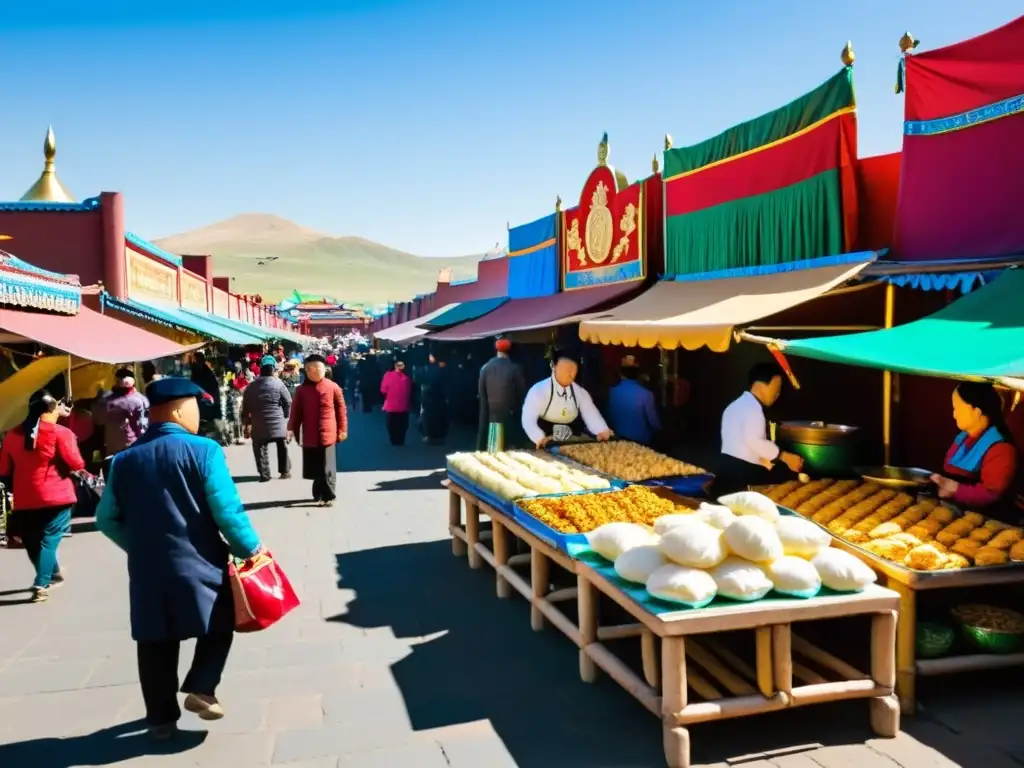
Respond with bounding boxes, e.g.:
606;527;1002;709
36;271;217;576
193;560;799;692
562;165;644;290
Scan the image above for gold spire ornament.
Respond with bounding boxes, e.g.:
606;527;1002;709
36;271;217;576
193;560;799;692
895;32;920;94
841;41;855;66
652;153;660;174
899;31;919;54
555;195;562;212
20;126;75;203
597;133;609;166
664;134;673;151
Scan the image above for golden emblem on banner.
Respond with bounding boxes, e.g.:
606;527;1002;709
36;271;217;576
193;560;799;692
585;181;613;264
611;203;637;262
566;219;587;266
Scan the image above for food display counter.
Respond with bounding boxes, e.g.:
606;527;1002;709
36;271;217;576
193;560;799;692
444;453;901;768
763;479;1024;714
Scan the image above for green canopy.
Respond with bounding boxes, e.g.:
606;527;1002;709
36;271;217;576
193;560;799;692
775;270;1024;379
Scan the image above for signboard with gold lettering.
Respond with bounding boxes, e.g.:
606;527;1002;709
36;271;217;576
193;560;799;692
562;135;645;290
181;272;208;312
127;247;178;303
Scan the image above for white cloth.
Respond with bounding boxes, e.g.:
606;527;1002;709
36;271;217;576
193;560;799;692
521;376;609;445
720;391;780;466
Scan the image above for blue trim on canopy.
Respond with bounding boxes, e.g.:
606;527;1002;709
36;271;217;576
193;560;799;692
905;93;1024;136
125;232;183;266
101;293;261;345
177;307;276;341
884;270;1002;294
0;196;101;212
669;251;881;282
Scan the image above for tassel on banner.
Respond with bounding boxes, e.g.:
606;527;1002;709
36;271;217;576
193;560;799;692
768;344;800;390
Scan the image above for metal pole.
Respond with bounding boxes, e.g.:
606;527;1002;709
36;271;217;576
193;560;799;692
882;282;896;465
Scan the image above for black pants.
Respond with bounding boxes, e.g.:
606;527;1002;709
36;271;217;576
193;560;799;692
303;445;337;502
360;388;374;413
253;438;291;480
137;631;234;725
386;411;409;445
711;453;794;497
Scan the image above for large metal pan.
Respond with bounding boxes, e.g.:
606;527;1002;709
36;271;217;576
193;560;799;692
855;465;935;490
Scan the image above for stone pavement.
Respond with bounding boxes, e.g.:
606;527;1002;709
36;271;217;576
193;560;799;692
1;409;1023;767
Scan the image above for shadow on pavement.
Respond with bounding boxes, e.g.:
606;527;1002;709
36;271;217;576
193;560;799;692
244;499;312;512
0;719;206;767
328;540;886;767
368;470;446;492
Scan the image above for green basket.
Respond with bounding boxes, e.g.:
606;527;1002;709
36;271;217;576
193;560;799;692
916;622;955;659
953;604;1024;654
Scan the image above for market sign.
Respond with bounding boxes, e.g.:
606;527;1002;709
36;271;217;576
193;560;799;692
181;272;208;312
126;246;178;304
562;135;645;291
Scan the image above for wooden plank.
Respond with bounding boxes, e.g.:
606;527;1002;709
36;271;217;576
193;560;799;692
473;542;496;569
585;643;662;716
642;630;660;690
465;501;481;569
788;679;888;707
675;692;789;726
791;633;869;681
507;553;531;567
661;636;687;719
492;518;511;599
772;625;793;694
547;587;578;603
597;623;644;641
534;598;581;646
530;549;550;631
685;640;756;696
872;610;897;688
497;565;532;602
917;652;1024;676
890;577;916;716
448;489;465;557
578;575;598;683
755;627;773;697
792;662;828;686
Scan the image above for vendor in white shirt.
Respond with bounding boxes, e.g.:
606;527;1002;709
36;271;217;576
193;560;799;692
522;348;613;449
713;362;804;496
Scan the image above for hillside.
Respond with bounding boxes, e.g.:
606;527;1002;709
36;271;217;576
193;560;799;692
153;214;482;304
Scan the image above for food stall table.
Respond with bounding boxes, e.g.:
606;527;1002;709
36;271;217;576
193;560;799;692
575;562;900;768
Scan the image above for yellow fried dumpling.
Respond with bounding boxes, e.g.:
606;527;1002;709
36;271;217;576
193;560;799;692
963;512;985;527
890;532;922;548
916;518;945;535
990;528;1024;550
1010;539;1024;562
944;553;970;569
969;527;997;543
863;538;910;561
927;507;956;525
844;531;869;544
905;544;947;571
975;547;1009;567
936;529;963;547
952;538;982;560
869;521;904;540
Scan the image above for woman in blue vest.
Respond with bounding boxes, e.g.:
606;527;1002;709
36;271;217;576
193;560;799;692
930;382;1019;521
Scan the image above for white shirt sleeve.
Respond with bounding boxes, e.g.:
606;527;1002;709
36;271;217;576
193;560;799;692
521;383;546;445
741;397;780;462
574;384;610;437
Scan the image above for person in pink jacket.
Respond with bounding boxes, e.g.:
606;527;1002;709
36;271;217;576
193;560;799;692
380;360;413;446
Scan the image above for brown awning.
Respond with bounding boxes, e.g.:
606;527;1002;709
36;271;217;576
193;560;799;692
429;282;642;341
579;257;874;352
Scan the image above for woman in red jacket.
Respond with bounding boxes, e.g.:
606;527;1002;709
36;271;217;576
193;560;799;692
0;390;86;602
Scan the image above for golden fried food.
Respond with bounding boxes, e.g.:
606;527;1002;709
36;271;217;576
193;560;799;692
890;532;923;548
990;528;1024;550
863;538;910;561
926;507;956;525
785;479;836;511
843;531;869;544
975;547;1010;567
905;544;947;571
517;485;689;534
869;521;904;540
558;442;706;482
766;481;801;502
1010;539;1024;562
944;553;970;570
969;527;997;543
963;512;985;527
908;519;944;538
952;604;1024;632
952;538;982;560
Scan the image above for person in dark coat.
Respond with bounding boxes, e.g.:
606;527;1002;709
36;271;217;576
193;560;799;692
357;354;380;413
93;367;149;470
420;351;450;444
477;338;526;450
190;351;223;423
95;378;263;740
241;356;292;482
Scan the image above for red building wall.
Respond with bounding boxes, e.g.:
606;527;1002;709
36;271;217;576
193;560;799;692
0;208;104;284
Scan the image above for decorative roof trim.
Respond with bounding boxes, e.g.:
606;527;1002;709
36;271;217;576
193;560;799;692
125;231;183;266
0;195;101;212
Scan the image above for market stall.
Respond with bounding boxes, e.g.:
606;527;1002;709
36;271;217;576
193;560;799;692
444;449;900;767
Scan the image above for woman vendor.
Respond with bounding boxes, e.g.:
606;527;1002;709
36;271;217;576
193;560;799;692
521;348;613;449
930;382;1019;520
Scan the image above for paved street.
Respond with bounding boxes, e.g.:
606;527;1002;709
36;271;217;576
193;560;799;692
1;409;1024;767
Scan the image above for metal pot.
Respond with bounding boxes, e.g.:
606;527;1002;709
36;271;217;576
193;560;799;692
776;421;862;477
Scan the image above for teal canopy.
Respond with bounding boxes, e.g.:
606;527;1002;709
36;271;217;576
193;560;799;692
102;295;264;346
774;270;1024;379
419;296;508;330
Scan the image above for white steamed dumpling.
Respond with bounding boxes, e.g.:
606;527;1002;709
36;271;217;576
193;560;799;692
587;522;658;561
710;557;774;602
724;516;783;563
659;519;728;569
775;516;832;559
645;564;718;608
614;545;666;584
812;549;877;592
718;491;780;522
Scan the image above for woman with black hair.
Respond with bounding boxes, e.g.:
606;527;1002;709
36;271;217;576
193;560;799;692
930;382;1019;519
0;389;86;602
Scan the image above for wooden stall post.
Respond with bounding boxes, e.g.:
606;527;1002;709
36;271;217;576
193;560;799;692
578;574;598;682
530;549;550;631
882;282;896;465
642;630;660;690
754;627;774;698
890;578;917;714
448;489;466;557
870;609;900;737
492;518;511;598
661;636;690;768
465;500;481;569
771;624;793;694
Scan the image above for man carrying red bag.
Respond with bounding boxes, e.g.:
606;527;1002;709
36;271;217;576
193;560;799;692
95;378;270;741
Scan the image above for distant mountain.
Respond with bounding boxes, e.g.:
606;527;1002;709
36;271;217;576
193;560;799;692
153;214;482;304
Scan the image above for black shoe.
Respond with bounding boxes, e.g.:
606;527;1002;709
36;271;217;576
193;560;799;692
148;723;178;741
258;477;272;483
279;473;291;479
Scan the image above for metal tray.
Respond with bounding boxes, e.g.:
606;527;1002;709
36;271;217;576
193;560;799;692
549;445;714;494
855;465;934;490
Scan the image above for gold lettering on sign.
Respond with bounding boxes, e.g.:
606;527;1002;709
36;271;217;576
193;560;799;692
585;181;613;264
126;248;178;303
181;274;208;311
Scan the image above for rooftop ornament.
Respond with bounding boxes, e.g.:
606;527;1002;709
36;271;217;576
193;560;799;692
20;126;76;203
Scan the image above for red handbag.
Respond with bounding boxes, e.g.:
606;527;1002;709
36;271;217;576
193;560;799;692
228;549;300;632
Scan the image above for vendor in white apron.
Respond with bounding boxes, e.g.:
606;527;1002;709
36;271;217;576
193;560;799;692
522;348;613;449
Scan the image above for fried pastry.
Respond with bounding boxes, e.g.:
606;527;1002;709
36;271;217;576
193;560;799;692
905;544;947;571
989;528;1024;551
926;507;956;525
869;521;904;540
1010;539;1024;562
975;547;1010;567
944;553;970;569
766;481;801;502
864;538;910;561
952;538;982;560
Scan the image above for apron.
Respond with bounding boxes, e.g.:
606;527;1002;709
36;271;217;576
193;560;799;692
538;380;586;443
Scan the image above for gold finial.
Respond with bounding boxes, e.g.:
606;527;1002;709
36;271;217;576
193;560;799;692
841;40;855;66
597;132;609;166
899;31;919;54
652;154;659;174
555;195;562;212
20;125;75;203
664;134;673;151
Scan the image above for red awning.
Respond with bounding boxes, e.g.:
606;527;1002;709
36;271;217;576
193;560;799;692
0;305;201;363
429;282;643;341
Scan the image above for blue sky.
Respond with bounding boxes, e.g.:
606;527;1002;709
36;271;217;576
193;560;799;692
1;1;1019;257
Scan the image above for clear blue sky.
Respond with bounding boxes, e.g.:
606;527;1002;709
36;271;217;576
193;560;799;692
1;1;1019;258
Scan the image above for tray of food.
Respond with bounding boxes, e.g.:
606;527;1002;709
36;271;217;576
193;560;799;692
552;441;713;495
513;484;699;555
446;450;622;517
761;479;1024;578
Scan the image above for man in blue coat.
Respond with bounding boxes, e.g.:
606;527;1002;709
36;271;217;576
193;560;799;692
96;377;263;740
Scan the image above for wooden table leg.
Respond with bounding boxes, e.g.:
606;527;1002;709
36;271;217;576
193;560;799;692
465;501;481;569
754;626;774;698
890;578;916;715
771;624;793;695
578;574;597;682
661;636;690;768
493;519;511;598
530;548;550;631
870;609;900;737
448;490;466;557
642;630;660;690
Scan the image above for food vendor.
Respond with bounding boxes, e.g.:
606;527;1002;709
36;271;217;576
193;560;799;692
929;382;1019;519
713;362;804;495
522;347;613;449
607;355;660;446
